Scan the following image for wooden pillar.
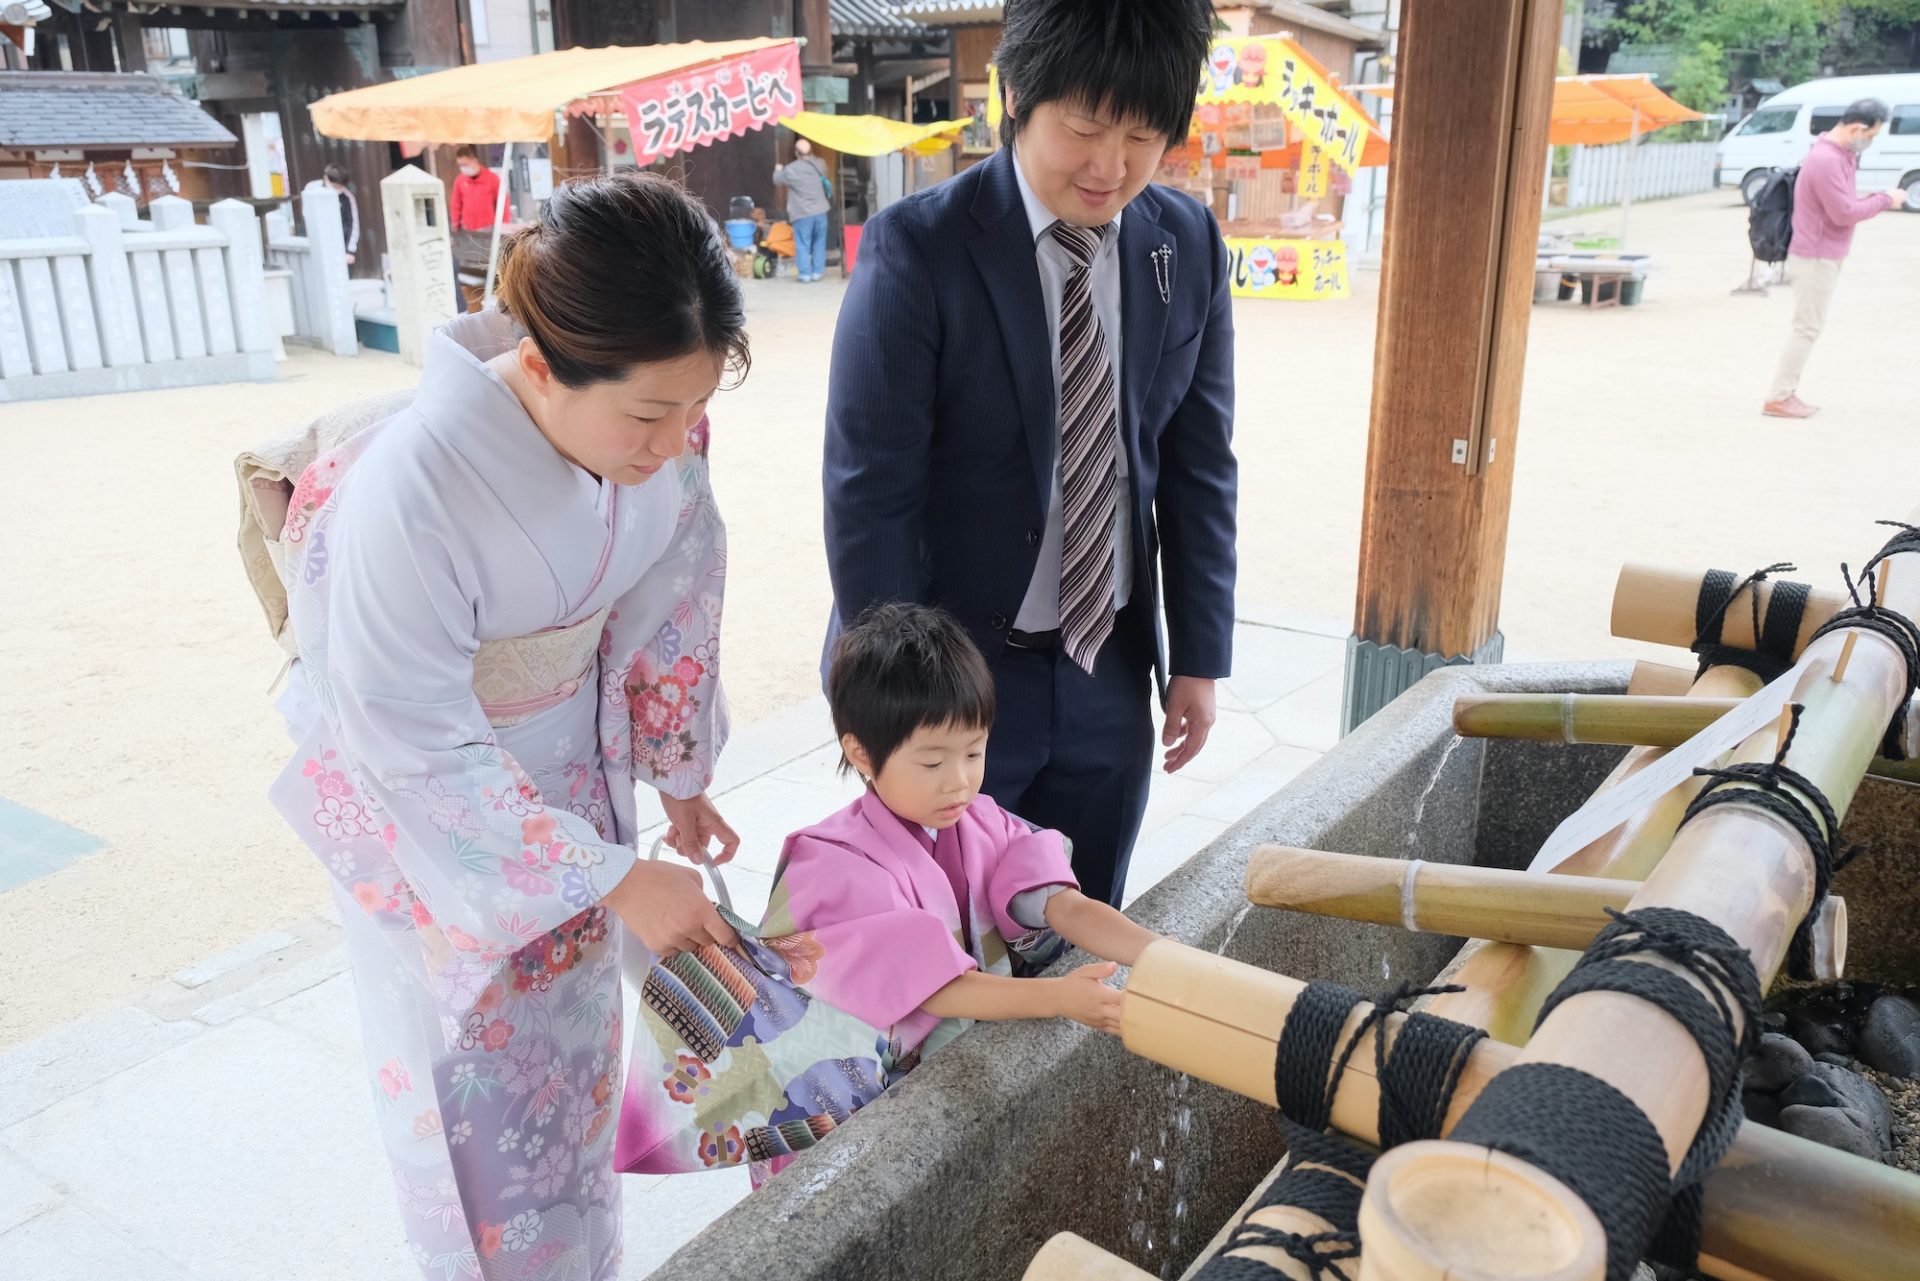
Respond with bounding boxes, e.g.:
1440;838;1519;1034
1341;0;1562;734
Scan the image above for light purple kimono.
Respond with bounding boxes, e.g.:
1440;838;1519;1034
269;312;726;1281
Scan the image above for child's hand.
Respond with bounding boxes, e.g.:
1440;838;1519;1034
1053;961;1124;1035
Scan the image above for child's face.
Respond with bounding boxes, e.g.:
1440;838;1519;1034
851;721;987;830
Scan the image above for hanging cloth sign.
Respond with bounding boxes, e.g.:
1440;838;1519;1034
618;42;804;167
1225;237;1349;301
1199;38;1368;174
1297;142;1332;199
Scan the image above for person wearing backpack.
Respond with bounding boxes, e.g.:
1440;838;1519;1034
1763;98;1908;419
774;137;832;282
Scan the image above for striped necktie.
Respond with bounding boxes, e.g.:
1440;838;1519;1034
1047;219;1119;675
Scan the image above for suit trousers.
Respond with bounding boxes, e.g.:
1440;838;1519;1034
1768;255;1844;402
981;606;1156;908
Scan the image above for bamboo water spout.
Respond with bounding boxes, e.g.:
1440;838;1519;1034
1023;1234;1158;1280
1244;846;1848;981
1365;519;1920;1280
1611;564;1847;653
1120;940;1920;1281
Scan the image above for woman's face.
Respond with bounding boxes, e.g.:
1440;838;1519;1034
516;338;721;486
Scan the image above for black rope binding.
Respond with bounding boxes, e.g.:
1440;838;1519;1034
1246;980;1489;1279
1681;703;1863;979
1454;907;1762;1281
1808;533;1920;761
1196;1124;1371;1280
1691;562;1807;682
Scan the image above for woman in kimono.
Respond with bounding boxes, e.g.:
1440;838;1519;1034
270;172;745;1281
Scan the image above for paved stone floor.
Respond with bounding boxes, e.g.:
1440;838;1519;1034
0;613;1344;1281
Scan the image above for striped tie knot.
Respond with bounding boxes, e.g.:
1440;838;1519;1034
1048;220;1105;270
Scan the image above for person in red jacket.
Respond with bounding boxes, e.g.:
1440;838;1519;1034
449;144;509;311
1763;99;1908;419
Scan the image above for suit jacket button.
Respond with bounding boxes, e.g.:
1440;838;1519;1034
991;614;1009;630
1025;528;1040;545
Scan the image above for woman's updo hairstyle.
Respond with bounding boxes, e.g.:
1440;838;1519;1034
495;170;750;390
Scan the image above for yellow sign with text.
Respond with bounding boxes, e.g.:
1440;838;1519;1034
1199;39;1368;173
1226;237;1349;301
1298;142;1331;199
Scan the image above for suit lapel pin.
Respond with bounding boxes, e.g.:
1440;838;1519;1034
1151;245;1172;304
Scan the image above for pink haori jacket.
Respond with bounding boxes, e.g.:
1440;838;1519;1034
761;789;1080;1055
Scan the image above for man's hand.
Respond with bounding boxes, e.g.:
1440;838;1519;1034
345;252;356;266
1162;676;1218;773
658;791;741;865
1889;187;1910;210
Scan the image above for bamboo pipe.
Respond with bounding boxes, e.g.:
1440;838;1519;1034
1023;1233;1159;1281
1120;940;1920;1281
1425;665;1764;1040
1359;1143;1604;1281
1611;564;1847;654
1244;846;1848;981
1455;691;1920;783
1369;521;1920;1280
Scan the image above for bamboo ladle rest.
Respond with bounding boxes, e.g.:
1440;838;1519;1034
1120;939;1917;1281
1244;845;1847;982
1359;520;1920;1279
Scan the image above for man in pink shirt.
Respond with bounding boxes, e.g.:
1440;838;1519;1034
1765;99;1908;418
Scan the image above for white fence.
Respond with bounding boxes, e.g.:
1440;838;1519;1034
1563;140;1718;209
265;185;358;359
0;192;277;403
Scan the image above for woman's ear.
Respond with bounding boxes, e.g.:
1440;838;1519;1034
517;336;555;398
840;733;876;782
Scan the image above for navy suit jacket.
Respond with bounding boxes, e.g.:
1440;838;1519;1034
822;148;1238;688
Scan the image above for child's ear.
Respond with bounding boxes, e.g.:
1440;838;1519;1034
840;733;875;781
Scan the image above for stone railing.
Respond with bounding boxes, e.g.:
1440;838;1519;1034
264;184;359;359
0;192;277;403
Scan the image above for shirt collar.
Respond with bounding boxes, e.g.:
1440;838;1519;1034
1010;146;1121;245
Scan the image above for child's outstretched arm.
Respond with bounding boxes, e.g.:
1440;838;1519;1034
921;961;1123;1034
1042;889;1162;967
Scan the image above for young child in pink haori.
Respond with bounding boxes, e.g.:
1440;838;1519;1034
763;602;1163;1081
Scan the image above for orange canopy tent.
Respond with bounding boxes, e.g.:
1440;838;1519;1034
1359;73;1703;147
1361;74;1701;244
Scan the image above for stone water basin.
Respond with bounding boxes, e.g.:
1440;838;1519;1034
645;660;1920;1281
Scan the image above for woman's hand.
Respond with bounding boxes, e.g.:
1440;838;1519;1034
602;859;738;957
659;791;740;865
1049;961;1124;1035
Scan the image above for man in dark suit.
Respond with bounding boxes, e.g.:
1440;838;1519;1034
822;0;1237;907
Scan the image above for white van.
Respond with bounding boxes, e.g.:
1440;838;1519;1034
1715;73;1920;209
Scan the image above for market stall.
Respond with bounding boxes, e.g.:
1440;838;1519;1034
780;110;972;276
309;38;805;305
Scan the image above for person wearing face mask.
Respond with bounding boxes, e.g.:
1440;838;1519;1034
1763;98;1908;419
450;143;510;311
821;0;1238;909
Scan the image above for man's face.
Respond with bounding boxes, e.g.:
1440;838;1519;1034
459;161;481;178
1843;122;1884;153
1013;97;1169;226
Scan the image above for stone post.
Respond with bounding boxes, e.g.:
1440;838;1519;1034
75;204;145;367
148;195;208;359
379;165;458;367
299;184;360;357
97;190;140;230
208;199;272;357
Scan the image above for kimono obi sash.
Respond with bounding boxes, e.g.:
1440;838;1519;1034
473;605;611;728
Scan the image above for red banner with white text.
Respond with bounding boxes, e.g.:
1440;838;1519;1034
618;42;804;167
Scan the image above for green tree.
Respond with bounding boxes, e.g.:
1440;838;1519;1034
1602;0;1824;84
1668;40;1730;139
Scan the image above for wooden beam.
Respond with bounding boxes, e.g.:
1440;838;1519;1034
1344;0;1561;730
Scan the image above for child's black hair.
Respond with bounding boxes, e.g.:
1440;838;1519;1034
994;0;1215;150
828;603;997;778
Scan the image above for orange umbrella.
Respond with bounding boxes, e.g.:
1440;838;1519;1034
1359;74;1702;147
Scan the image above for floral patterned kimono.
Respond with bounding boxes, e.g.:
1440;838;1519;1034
268;312;726;1281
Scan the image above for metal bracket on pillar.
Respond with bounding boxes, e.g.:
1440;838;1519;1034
1341;631;1505;736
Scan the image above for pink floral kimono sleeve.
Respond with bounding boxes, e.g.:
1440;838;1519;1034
763;836;977;1035
600;423;728;804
